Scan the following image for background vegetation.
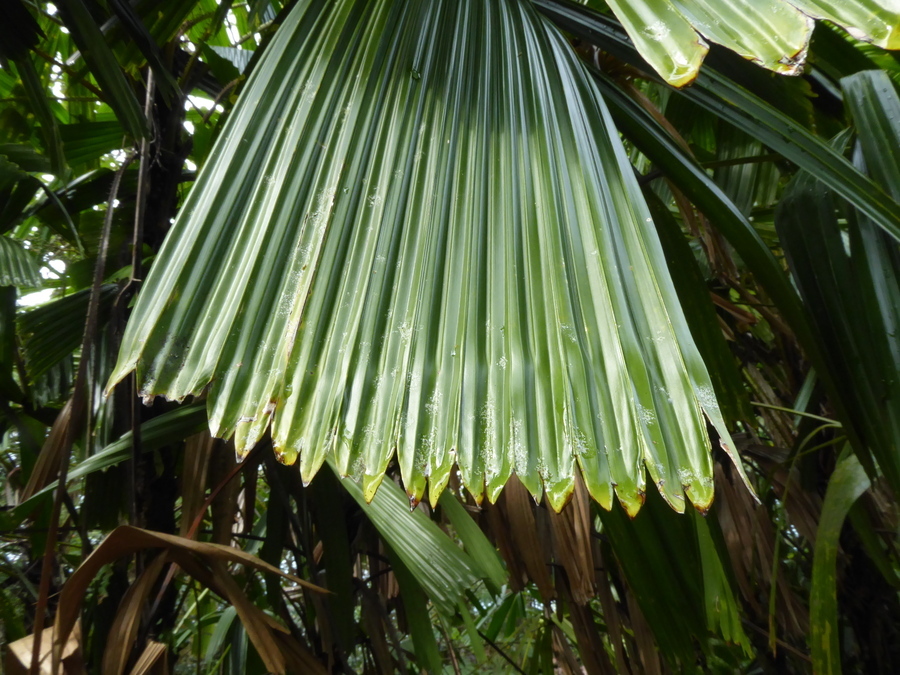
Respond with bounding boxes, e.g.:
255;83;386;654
1;0;899;673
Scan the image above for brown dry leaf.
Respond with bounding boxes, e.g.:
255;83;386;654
101;553;169;675
481;497;526;590
670;182;704;241
714;463;759;614
360;590;394;674
179;431;216;536
753;505;808;639
369;537;399;602
5;621;83;675
710;293;758;324
53;526;326;672
304;577;333;662
129;641;168;675
272;629;331;674
161;546;294;635
622;80;694;157
547;473;595;603
778;466;822;546
717;463;808;641
551;621;586;675
208;440;240;544
593;549;631;675
730;283;791;338
558;583;616;675
140;548;309;675
700;216;740;281
21;399;72;501
207;558;287;674
497;475;555;601
626;591;662;675
867;477;899;532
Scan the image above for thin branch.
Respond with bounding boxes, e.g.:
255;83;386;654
33;178;85;256
751;401;839;426
477;629;527;675
357;582;408;674
130;68;155;285
236;21;275;46
127;69;156;528
201;78;241;125
32;153;136;675
146;443;266;625
438;614;462;675
199;530;305;557
29;48;105;100
0;96;101;103
61;491;91;558
742;620;811;662
639;153;783;186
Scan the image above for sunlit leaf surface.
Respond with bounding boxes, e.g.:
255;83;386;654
793;0;900;49
109;0;737;514
587;0;898;85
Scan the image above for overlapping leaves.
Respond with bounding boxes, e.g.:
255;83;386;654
776;70;900;495
597;0;899;86
109;0;739;514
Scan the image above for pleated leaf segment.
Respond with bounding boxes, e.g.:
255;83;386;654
108;0;743;515
599;0;899;87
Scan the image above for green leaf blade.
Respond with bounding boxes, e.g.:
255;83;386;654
57;0;149;141
110;0;730;514
548;0;897;86
792;0;900;49
810;452;870;675
602;0;708;86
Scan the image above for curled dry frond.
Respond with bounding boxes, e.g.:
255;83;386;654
53;526;326;675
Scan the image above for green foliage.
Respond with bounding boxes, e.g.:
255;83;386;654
2;1;900;673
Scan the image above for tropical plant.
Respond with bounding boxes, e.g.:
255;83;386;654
1;0;899;673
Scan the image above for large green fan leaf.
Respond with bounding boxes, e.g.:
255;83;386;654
108;0;739;515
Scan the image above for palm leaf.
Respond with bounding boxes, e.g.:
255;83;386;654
592;0;897;86
339;469;483;617
56;0;148;141
109;0;738;514
0;235;42;288
535;0;900;245
18;285;119;381
810;451;870;675
8;402;208;521
776;71;900;493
